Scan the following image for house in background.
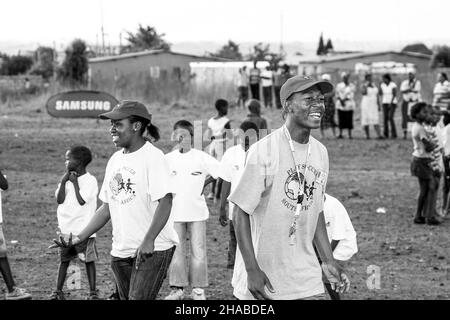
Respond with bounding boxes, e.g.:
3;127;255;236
88;49;224;85
297;51;432;76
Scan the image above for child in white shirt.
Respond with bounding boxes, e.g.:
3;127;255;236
165;120;223;300
205;99;231;200
320;194;358;300
50;146;99;300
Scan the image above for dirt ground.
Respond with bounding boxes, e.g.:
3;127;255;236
0;98;449;300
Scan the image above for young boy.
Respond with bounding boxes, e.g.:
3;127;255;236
205;99;231;201
219;121;260;269
50;146;99;300
165;120;223;300
244;99;269;131
321;193;358;300
0;170;32;300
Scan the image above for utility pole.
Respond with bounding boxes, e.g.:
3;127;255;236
100;0;105;56
279;11;284;57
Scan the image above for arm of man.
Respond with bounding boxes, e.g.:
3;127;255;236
137;193;173;263
391;87;397;104
219;180;231;226
313;211;350;293
234;206;274;300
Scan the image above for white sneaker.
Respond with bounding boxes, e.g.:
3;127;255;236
191;288;206;300
5;287;32;300
164;288;184;300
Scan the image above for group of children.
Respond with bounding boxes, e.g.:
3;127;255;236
0;97;357;300
410;102;450;225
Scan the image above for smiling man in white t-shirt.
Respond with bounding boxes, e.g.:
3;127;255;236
229;76;350;300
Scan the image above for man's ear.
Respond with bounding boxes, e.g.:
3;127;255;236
133;121;142;132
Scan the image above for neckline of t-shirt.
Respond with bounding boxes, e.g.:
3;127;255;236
120;141;149;156
280;128;313;148
177;148;193;155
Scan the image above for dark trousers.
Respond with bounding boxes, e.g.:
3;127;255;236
401;101;411;130
382;103;397;138
274;86;282;108
111;246;175;300
250;84;260;100
227;221;237;268
262;86;272;107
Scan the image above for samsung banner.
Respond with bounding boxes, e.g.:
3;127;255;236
46;90;119;118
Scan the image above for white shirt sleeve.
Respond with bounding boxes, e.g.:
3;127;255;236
147;149;173;201
200;151;223;179
99;158;112;203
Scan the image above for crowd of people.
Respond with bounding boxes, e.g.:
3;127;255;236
0;75;361;300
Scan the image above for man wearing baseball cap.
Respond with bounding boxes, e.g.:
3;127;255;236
229;76;350;300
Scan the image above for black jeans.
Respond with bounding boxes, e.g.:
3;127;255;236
111;246;175;300
250;84;260;100
262;86;272;107
382;103;397;138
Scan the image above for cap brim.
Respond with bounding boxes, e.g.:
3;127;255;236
98;110;130;120
296;80;334;95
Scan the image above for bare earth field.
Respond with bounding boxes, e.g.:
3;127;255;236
0;99;449;300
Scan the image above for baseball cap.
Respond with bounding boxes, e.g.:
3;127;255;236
99;100;152;121
280;75;334;107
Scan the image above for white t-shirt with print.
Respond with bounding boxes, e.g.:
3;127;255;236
99;142;179;258
323;194;358;261
228;127;329;300
220;144;246;220
55;172;98;237
380;82;398;104
165;148;223;222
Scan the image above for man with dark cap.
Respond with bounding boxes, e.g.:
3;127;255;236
229;76;350;300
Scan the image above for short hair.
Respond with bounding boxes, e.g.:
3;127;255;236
215;99;228;111
173;119;194;137
441;72;448;81
247;99;261;115
410;102;428;121
69;145;92;167
383;73;392;82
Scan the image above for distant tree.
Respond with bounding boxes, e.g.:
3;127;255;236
325;38;334;53
122;24;171;53
30;46;55;79
316;33;326;56
58;39;89;86
0;54;33;75
213;40;242;60
431;45;450;68
402;43;433;56
246;43;284;68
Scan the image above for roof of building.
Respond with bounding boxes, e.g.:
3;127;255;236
88;49;227;63
298;51;432;64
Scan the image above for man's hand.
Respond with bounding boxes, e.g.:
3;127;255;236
247;268;275;300
48;232;80;249
135;240;155;270
68;171;78;183
219;208;228;227
321;261;351;293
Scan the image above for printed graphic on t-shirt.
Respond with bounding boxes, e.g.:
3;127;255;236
281;164;326;212
109;167;137;205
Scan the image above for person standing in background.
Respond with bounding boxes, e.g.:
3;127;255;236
400;72;421;139
335;72;356;139
320;74;337;139
249;61;261;101
274;64;291;109
237;66;249;108
261;66;274;108
380;73;398;139
433;72;450;106
360;73;383;139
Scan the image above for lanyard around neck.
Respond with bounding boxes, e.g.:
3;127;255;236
283;125;311;218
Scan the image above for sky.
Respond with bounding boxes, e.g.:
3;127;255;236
1;0;449;50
